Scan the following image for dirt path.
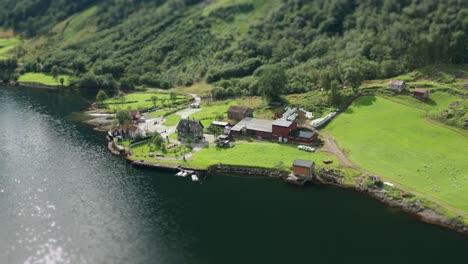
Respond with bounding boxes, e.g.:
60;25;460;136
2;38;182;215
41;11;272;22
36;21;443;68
320;133;360;169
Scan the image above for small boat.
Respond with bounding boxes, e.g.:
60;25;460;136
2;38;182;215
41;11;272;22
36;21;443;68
191;174;199;182
181;171;189;178
176;171;184;177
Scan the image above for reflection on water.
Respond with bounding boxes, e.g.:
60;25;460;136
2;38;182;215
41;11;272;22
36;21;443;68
0;88;188;263
0;87;467;264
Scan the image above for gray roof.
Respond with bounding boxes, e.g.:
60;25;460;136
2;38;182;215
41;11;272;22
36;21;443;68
298;130;314;139
272;119;293;127
176;118;204;131
390;80;405;86
293;159;315;168
228;106;252;114
212;121;229;127
230;117;273;133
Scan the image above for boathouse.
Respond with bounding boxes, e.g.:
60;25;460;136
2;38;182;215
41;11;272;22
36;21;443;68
292;160;315;179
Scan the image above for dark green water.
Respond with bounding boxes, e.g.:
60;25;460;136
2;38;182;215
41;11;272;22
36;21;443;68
0;86;467;264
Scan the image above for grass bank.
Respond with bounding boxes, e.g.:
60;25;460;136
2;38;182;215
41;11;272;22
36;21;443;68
0;36;21;59
325;96;468;212
129;140;338;171
104;93;188;111
18;73;71;86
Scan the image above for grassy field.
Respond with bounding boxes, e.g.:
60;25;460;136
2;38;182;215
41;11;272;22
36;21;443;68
131;142;192;160
127;140;338;170
18;73;71;86
188;97;268;126
149;108;177;118
361;64;468;93
169;82;212;97
163;114;181;126
189;100;238;126
325;96;468;212
187;142;337;169
105;93;187;111
0;37;21;59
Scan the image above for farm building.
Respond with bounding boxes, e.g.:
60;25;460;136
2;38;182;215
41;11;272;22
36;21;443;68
292;159;315;179
412;88;429;100
227;106;253;121
176;118;204;142
389;80;407;92
118;124;145;139
230;117;318;143
130;111;145;123
211;121;232;135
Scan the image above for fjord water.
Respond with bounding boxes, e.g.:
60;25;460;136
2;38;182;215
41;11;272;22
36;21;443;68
0;87;466;264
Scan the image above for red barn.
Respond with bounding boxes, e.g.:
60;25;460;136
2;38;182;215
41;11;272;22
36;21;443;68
272;120;297;139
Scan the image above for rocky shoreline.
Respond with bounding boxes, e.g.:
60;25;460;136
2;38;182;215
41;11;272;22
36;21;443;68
204;164;468;235
363;188;468;235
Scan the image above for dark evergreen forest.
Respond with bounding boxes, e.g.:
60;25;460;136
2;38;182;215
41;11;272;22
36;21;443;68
0;0;466;94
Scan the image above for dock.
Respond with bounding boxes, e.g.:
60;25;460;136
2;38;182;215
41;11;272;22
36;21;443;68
284;174;308;186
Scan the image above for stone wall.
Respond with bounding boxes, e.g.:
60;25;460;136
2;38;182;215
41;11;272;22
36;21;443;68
207;164;289;178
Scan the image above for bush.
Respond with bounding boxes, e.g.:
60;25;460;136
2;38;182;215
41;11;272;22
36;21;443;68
206;58;262;83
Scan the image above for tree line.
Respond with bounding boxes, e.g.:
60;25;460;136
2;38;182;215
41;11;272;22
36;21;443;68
0;0;466;98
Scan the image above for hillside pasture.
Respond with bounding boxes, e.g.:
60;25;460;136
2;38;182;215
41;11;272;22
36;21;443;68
0;37;21;59
105;93;188;111
189;100;238;127
18;73;71;86
325;96;468;212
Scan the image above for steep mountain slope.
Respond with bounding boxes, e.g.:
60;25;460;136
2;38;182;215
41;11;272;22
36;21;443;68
1;0;467;93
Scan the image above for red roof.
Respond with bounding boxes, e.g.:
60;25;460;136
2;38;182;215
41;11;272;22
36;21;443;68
130;111;141;119
121;124;139;132
413;88;428;94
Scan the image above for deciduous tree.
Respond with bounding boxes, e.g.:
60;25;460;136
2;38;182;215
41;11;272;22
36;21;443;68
258;65;287;102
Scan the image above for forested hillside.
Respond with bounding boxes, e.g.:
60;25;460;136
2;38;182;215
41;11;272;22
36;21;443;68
0;0;467;94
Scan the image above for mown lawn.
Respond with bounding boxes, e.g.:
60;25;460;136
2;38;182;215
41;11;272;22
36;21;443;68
105;93;187;111
130;142;192;160
127;141;338;171
18;73;71;86
187;142;337;169
163;114;181;126
189;100;238;126
325;96;468;212
149;108;176;118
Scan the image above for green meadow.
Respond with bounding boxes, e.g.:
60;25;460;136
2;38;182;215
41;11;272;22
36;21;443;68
188;100;238;126
188;142;337;169
129;141;338;170
104;93;187;111
18;73;71;86
162;114;181;126
325;96;468;212
0;37;21;59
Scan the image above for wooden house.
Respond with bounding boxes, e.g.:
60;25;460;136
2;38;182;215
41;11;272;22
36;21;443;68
389;80;407;92
227;106;253;121
176;118;204;142
412;88;429;101
292;160;315;179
